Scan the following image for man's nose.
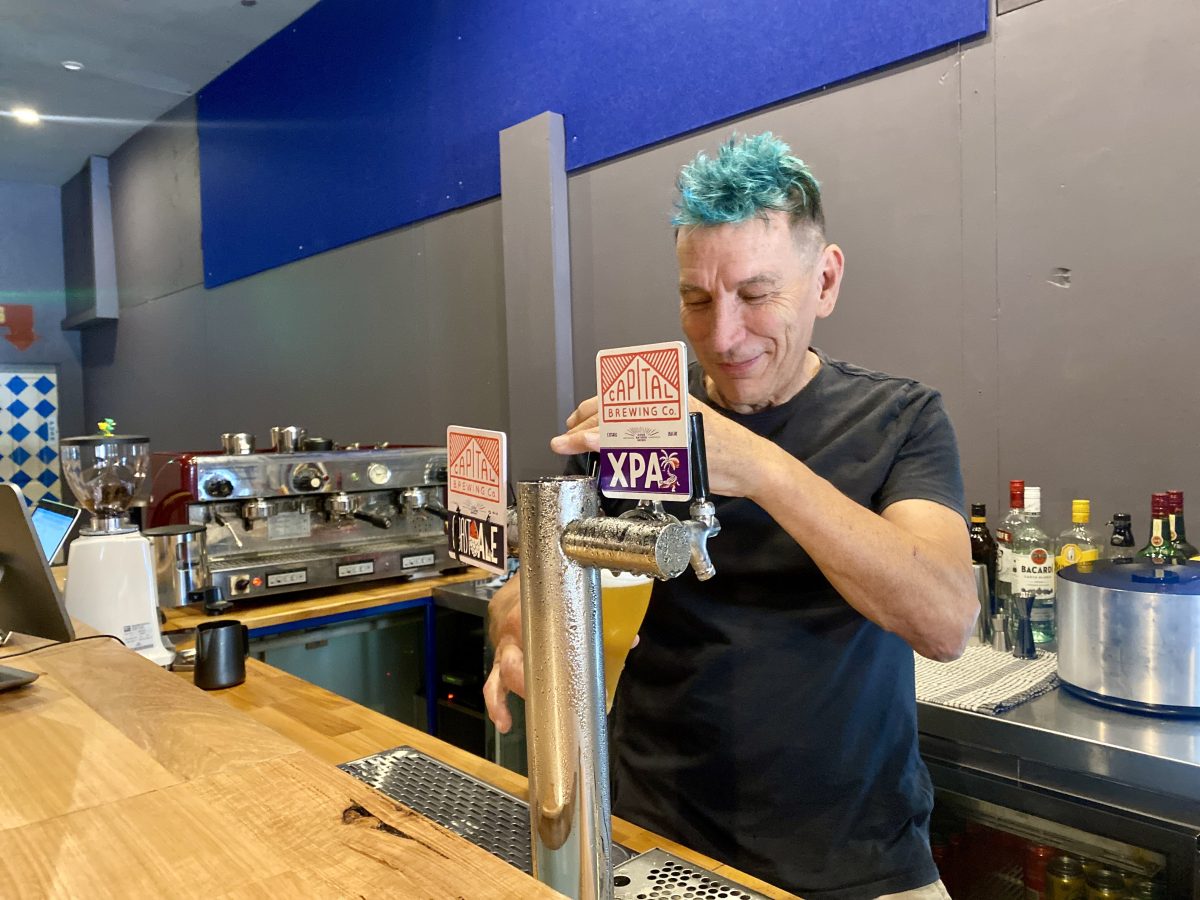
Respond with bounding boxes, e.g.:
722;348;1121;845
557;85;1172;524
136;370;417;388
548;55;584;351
707;298;745;354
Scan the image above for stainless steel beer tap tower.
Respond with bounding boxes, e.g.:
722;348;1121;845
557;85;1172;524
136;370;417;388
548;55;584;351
519;413;719;899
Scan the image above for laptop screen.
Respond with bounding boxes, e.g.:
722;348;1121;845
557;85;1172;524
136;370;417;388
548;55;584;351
30;505;76;560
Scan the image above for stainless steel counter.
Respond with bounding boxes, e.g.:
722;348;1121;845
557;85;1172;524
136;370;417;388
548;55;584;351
916;681;1200;816
433;578;497;619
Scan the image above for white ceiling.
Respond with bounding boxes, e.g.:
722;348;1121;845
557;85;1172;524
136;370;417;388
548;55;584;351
0;0;321;185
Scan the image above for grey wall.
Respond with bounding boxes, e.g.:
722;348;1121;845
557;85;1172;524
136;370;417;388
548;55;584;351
0;179;84;436
80;0;1200;535
83;98;507;452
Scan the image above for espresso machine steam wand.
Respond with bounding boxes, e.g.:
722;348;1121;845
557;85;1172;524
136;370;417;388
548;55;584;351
519;413;719;899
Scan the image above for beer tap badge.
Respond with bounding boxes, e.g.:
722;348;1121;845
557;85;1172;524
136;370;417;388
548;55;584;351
446;426;507;575
596;340;691;502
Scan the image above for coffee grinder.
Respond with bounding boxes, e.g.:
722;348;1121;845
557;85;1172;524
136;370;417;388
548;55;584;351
60;426;174;666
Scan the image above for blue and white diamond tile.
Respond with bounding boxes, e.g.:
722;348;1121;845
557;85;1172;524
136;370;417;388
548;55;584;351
1;366;60;505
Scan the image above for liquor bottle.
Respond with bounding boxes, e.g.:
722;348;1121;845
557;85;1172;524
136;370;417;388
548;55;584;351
996;480;1025;615
1054;499;1101;571
969;503;998;615
1011;486;1055;647
1137;493;1183;563
1166;490;1199;558
1106;513;1136;563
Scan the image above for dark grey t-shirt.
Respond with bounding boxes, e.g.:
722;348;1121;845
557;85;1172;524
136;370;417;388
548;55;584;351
601;348;965;900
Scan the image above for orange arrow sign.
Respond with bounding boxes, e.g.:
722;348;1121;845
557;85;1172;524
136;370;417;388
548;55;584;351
0;304;38;351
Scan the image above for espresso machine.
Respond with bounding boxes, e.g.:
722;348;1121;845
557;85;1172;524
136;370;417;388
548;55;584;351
147;426;458;603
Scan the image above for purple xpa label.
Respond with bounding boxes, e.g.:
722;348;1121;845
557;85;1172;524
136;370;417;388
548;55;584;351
599;447;690;499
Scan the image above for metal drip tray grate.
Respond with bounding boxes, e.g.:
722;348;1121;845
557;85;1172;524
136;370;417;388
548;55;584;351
339;747;763;898
613;848;768;900
340;746;534;873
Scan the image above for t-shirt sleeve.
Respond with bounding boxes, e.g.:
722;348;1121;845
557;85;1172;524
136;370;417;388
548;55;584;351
876;390;966;522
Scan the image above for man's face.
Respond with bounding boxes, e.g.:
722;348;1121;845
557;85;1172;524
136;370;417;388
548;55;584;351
677;210;841;412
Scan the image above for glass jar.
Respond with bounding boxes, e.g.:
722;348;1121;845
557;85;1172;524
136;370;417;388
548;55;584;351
1086;868;1127;900
1046;854;1087;900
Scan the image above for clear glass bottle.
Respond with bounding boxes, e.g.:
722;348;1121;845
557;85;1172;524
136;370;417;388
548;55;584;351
996;480;1025;616
1106;513;1136;563
1012;486;1056;648
1137;493;1184;563
1055;499;1101;571
969;503;998;616
1166;489;1199;559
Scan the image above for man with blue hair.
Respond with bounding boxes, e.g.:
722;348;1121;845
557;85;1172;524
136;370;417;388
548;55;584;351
486;132;975;899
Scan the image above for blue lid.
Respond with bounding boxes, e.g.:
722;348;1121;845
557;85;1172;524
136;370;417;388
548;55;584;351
1058;560;1200;594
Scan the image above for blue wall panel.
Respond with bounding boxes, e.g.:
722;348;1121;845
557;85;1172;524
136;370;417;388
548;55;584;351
198;0;988;286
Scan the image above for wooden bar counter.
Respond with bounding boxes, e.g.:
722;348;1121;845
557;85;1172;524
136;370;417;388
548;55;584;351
0;628;794;899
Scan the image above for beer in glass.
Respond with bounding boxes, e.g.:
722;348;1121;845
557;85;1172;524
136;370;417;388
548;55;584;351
600;570;654;711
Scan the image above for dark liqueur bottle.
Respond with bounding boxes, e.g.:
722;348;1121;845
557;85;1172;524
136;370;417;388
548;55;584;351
968;503;998;615
1106;513;1135;563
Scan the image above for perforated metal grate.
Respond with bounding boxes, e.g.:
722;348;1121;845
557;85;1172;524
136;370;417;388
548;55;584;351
613;848;769;900
340;746;533;872
340;748;748;895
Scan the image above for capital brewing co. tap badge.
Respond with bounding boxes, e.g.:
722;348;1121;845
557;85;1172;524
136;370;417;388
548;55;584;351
597;341;691;501
446;426;507;575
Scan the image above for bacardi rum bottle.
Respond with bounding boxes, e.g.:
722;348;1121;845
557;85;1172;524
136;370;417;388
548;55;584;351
996;480;1025;615
1054;500;1101;571
1012;486;1056;648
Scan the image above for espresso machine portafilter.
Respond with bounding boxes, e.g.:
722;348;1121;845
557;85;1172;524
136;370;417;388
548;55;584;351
519;413;719;899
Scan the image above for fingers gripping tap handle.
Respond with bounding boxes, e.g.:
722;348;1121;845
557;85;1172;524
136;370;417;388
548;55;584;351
688;412;709;500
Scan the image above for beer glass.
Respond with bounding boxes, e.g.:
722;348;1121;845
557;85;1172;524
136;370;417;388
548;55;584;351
600;570;655;711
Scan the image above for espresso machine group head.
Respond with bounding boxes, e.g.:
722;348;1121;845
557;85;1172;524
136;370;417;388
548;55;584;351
148;426;459;603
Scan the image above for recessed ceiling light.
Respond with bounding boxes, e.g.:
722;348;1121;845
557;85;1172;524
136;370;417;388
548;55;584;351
11;107;42;126
62;60;84;71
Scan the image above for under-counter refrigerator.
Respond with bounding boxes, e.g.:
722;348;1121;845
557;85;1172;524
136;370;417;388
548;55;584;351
919;692;1199;897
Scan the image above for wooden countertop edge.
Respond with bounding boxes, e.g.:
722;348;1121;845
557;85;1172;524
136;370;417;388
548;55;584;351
194;658;798;899
158;569;488;634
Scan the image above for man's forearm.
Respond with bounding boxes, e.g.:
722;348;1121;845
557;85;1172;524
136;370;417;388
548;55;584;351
747;441;976;661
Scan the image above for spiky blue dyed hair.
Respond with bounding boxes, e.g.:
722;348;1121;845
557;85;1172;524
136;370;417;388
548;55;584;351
673;132;824;235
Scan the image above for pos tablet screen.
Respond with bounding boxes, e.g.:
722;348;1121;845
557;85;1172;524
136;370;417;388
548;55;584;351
0;483;74;642
31;498;81;561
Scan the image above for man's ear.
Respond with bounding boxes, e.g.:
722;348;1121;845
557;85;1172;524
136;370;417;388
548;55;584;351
816;243;844;319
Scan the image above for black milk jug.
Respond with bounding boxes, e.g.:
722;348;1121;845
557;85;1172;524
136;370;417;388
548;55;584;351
193;620;249;690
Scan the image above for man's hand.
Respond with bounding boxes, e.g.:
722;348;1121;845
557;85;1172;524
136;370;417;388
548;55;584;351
483;573;525;734
549;394;771;499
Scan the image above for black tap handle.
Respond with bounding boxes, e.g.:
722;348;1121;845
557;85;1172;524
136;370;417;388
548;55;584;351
688;412;709;500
